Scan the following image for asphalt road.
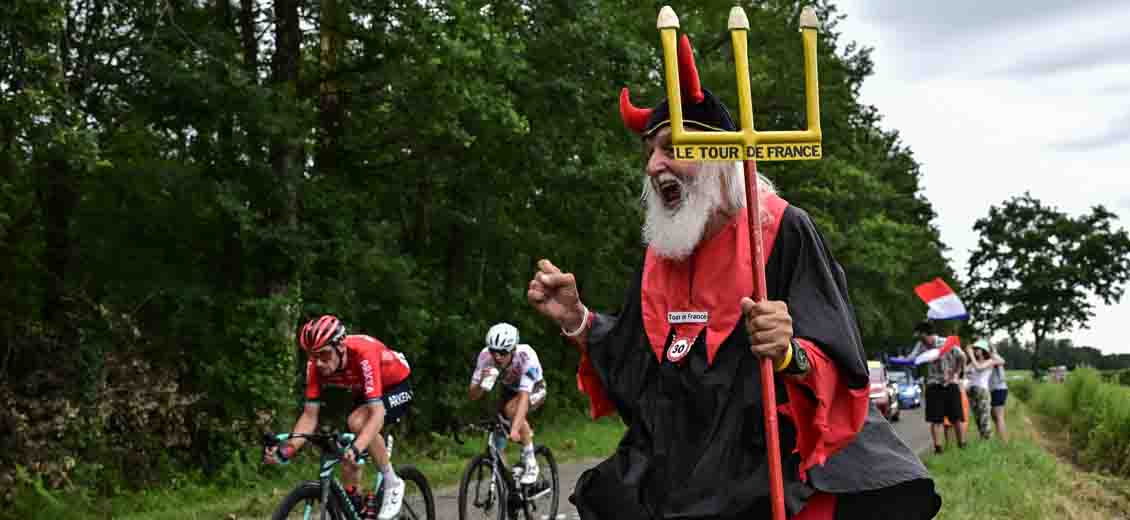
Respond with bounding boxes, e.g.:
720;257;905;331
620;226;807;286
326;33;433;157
432;406;932;520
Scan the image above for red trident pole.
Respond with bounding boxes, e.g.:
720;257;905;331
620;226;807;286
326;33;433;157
657;6;824;520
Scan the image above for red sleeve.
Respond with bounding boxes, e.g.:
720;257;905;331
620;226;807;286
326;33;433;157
779;339;869;479
304;360;321;402
568;312;617;420
577;350;617;419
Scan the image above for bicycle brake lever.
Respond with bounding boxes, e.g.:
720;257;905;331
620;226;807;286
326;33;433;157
263;432;279;447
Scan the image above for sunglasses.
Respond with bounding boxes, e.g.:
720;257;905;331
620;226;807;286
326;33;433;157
311;345;340;362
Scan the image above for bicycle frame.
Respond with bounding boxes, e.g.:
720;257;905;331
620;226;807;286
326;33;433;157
272;431;395;520
484;428;518;496
481;422;552;516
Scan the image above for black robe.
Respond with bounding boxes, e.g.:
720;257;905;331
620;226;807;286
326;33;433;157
571;202;940;520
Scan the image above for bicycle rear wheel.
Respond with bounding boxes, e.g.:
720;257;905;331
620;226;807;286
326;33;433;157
459;454;505;520
395;465;436;520
517;446;559;520
272;481;347;520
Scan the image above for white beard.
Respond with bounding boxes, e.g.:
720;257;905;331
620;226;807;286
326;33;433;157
641;162;774;261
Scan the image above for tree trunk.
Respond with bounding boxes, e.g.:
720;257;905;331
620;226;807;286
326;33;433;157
216;0;235;166
238;0;261;163
1031;329;1044;376
267;0;301;299
411;176;432;255
212;0;243;292
37;156;76;329
270;0;303;398
316;0;344;176
445;220;466;293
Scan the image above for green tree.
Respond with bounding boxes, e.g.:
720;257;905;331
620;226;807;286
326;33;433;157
966;193;1130;373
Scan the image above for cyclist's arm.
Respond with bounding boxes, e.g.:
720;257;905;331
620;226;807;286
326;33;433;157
353;402;385;453
469;382;486;401
287;403;320;452
510;391;530;440
468;352;492;401
287;360;322;452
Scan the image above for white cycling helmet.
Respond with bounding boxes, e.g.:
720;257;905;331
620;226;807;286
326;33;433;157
485;323;519;353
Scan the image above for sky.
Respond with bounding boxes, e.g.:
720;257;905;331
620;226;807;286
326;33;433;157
833;0;1130;354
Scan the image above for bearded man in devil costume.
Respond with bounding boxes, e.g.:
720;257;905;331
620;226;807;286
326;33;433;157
526;35;942;520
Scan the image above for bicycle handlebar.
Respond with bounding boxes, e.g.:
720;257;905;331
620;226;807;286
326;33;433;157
451;417;509;445
262;431;369;463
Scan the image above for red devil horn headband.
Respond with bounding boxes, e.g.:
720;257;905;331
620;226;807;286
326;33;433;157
619;34;705;133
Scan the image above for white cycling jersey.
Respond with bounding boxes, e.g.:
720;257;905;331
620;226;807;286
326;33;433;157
470;344;544;393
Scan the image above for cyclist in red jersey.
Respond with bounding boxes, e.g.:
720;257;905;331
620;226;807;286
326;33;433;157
264;315;413;520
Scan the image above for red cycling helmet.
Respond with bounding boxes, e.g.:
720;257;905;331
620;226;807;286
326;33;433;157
298;315;346;354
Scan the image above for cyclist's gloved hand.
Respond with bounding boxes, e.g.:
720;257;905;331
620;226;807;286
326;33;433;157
264;444;295;465
342;443;363;464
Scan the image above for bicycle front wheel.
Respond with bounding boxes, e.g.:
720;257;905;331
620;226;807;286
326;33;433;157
395;465;436;520
458;453;505;520
272;481;347;520
518;446;559;520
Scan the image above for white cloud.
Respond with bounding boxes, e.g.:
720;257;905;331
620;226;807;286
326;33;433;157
837;0;1130;353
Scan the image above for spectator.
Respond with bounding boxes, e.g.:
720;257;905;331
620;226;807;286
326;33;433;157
987;342;1009;440
964;340;1003;440
908;320;967;453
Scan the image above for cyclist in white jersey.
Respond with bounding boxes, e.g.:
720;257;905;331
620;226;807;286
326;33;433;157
468;322;547;484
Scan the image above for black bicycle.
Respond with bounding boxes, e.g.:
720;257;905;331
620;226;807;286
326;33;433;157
264;428;435;520
456;414;559;520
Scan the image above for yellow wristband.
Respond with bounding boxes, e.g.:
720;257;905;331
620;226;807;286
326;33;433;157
774;341;794;372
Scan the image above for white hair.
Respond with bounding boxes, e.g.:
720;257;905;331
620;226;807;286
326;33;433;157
641;161;777;260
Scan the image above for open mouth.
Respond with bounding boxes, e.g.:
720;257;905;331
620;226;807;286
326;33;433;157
655;174;684;209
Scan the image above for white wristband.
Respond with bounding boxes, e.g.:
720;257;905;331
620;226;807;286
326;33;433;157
561;305;590;337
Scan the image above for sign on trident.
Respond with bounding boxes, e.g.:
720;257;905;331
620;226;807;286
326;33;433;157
658;5;823;162
656;6;823;520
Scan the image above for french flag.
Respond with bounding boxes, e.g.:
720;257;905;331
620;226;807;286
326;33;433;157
914;278;968;321
912;336;961;365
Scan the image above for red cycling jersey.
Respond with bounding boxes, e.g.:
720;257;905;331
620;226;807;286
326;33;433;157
305;334;411;406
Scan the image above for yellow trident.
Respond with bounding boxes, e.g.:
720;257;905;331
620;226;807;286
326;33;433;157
655;6;824;520
658;5;823;162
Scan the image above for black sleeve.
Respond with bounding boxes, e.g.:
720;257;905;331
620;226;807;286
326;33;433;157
766;205;870;389
584;267;650;422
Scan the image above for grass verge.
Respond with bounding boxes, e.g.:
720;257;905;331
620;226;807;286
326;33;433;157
925;399;1130;520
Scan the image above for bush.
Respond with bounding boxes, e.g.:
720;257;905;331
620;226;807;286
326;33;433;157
1026;368;1130;478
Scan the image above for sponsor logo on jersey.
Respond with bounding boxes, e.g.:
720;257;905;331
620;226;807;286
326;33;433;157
361;360;375;395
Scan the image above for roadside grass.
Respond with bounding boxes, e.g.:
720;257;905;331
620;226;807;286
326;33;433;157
926;399;1130;520
1004;369;1032;381
7;414;626;520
